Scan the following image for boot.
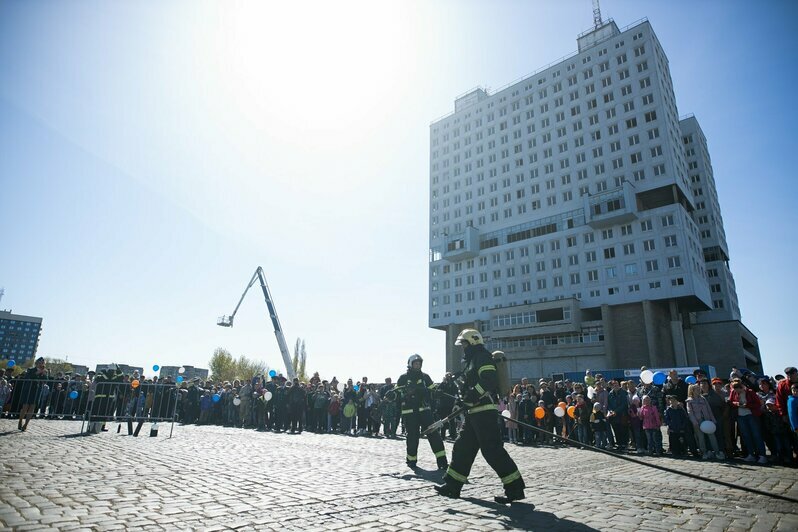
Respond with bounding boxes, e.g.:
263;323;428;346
406;460;418;469
494;489;525;504
437;457;449;470
434;483;461;499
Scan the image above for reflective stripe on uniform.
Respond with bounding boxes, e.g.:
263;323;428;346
446;467;468;483
477;364;496;376
401;407;430;415
468;403;497;414
475;383;485;395
407;455;417;461
434;450;447;458
501;470;521;485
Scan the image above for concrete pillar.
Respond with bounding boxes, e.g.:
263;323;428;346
683;326;698;366
642;300;660;367
445;324;459;373
601;304;618;368
668;300;688;366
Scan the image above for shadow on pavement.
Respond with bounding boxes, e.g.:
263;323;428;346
451;497;599;531
58;432;93;438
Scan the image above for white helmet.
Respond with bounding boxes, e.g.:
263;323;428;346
455;328;484;346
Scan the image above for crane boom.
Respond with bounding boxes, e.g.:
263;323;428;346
217;266;296;380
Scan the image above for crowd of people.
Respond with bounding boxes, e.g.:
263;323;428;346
2;358;798;467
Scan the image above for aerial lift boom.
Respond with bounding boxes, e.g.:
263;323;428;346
217;267;296;380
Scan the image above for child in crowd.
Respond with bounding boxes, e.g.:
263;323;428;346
762;397;791;463
590;402;608;448
686;383;723;460
639;395;662;455
789;384;798;433
629;396;644;453
729;380;767;464
573;395;592;446
664;395;693;457
381;394;396;438
199;390;212;424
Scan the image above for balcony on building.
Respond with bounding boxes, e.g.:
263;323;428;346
585;181;638;229
442;226;480;262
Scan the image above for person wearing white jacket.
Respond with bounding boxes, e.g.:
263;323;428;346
686;383;723;459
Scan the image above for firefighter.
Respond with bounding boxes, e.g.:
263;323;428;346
434;328;525;504
397;354;448;470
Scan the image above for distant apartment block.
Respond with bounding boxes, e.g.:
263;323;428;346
0;310;43;364
428;18;761;379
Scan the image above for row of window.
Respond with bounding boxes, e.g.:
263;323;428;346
431;263;687;306
488;330;605;349
492;306;572;328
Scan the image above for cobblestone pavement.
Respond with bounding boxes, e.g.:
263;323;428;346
1;420;797;531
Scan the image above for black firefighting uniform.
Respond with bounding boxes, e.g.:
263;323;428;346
397;369;447;466
444;344;525;494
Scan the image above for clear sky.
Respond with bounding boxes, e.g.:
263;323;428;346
1;0;796;381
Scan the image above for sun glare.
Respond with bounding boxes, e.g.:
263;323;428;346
214;2;414;138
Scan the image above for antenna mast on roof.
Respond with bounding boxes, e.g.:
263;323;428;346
592;0;603;28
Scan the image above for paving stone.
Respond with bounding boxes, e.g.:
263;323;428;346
2;419;797;531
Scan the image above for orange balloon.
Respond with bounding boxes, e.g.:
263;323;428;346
131;379;140;389
558;401;567;410
567;405;576;418
535;406;546;419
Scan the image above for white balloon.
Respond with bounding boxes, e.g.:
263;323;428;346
554;406;565;418
640;370;654;385
178;367;185;374
264;391;273;401
233;397;241;406
699;420;716;434
501;409;511;419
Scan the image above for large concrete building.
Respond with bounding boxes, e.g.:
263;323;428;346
0;310;43;365
428;18;761;379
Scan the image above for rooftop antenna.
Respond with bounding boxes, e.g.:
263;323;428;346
592;0;603;28
0;287;4;304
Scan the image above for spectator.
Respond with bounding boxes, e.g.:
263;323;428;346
686;384;722;459
729;380;767;464
639;395;663;456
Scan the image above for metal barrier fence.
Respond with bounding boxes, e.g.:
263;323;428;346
1;378;179;438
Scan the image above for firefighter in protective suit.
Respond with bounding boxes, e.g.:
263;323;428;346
397;354;448;470
434;328;525;503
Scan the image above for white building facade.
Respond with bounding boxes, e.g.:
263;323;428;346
428;19;761;379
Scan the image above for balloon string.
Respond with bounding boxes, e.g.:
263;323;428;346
501;413;798;505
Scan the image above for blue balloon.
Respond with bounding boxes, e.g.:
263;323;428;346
6;360;15;368
69;390;78;400
685;375;697;384
269;370;277;378
212;393;221;402
652;371;667;385
353;385;360;392
153;364;160;372
176;376;184;383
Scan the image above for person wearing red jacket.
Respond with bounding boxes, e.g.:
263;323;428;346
729;380;766;463
775;367;798;420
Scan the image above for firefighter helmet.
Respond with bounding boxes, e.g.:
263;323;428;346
407;354;423;369
455;328;484;346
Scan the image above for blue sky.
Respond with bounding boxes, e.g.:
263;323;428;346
1;0;796;381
